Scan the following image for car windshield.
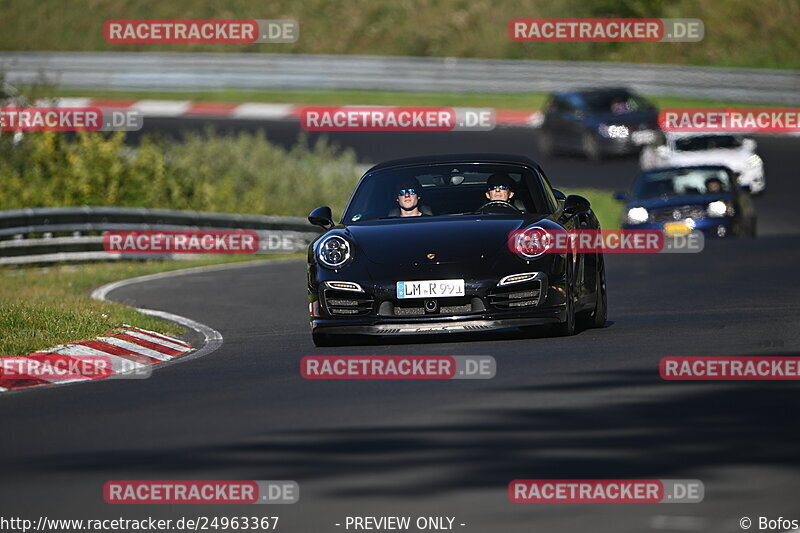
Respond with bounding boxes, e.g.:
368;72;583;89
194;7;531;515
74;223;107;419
582;91;653;114
342;163;552;223
674;135;742;151
633;168;733;200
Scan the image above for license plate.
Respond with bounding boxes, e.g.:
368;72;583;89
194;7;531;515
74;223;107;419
632;130;656;145
663;221;692;237
397;279;465;299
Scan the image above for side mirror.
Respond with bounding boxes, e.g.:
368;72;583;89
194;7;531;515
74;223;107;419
613;191;628;201
563;195;591;215
552;189;566;201
743;138;757;151
308;206;334;229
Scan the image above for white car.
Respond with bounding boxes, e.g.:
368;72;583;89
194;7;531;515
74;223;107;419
640;132;765;194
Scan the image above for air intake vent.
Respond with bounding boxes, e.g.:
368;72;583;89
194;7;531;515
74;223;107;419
488;280;542;309
323;288;373;316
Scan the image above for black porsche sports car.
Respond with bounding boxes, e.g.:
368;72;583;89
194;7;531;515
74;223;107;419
306;154;607;346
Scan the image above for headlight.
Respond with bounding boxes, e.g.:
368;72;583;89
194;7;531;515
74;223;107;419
511;226;554;259
747;154;762;168
707;201;733;217
599;124;629;139
317;235;351;269
626;207;649;224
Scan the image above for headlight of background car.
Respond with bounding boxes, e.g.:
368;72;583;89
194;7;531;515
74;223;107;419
747;154;763;168
707;201;734;217
626;207;649;224
598;124;630;139
317;235;352;268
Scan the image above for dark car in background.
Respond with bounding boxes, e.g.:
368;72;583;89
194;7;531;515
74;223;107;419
306;154;607;346
537;87;660;161
617;165;756;238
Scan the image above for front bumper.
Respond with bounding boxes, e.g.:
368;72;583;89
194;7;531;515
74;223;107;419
624;217;735;238
597;136;646;155
311;306;566;336
310;269;569;336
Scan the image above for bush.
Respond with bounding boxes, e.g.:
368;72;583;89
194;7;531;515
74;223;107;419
0;129;361;219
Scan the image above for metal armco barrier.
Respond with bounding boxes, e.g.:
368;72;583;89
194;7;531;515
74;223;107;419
0;206;322;265
1;52;798;104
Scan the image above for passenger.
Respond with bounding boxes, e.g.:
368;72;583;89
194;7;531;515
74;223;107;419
395;179;425;217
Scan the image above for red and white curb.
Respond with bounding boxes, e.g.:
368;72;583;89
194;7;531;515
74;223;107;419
45;98;544;128
0;262;253;394
0;326;192;391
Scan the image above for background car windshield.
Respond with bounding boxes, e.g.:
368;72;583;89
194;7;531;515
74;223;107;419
343;163;551;223
583;91;652;113
634;168;733;199
675;135;742;151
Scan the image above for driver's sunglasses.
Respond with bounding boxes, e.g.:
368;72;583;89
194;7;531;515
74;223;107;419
487;185;509;191
398;188;417;196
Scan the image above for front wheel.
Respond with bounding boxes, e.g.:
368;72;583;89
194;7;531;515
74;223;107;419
536;131;554;158
579;257;607;330
553;278;576;337
312;331;336;347
582;131;602;162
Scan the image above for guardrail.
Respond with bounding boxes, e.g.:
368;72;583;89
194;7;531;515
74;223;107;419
1;52;798;104
0;206;322;265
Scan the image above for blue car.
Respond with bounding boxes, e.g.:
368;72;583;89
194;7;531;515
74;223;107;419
537;87;660;161
616;165;757;238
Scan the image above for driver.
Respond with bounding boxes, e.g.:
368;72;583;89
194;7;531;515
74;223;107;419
705;177;723;194
485;173;516;205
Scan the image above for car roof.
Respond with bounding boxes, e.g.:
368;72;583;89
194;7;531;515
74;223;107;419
364;153;541;174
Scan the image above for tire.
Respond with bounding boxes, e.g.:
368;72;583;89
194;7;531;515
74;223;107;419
312;331;335;347
536;131;554;158
582;132;602;162
553;270;576;337
579;257;607;330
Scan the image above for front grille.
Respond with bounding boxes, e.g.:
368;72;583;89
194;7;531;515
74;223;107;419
380;297;481;317
651;206;705;223
322;288;373;316
488;280;542;309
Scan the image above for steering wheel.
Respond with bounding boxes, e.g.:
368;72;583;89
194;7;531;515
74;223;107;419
477;200;522;213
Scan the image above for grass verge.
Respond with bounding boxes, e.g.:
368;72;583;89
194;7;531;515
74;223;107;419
1;0;798;70
0;254;300;356
565;188;623;230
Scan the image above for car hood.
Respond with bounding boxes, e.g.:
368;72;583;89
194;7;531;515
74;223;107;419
629;193;733;210
664;149;749;170
344;215;534;266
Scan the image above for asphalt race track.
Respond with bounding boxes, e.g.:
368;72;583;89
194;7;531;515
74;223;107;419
1;122;799;532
